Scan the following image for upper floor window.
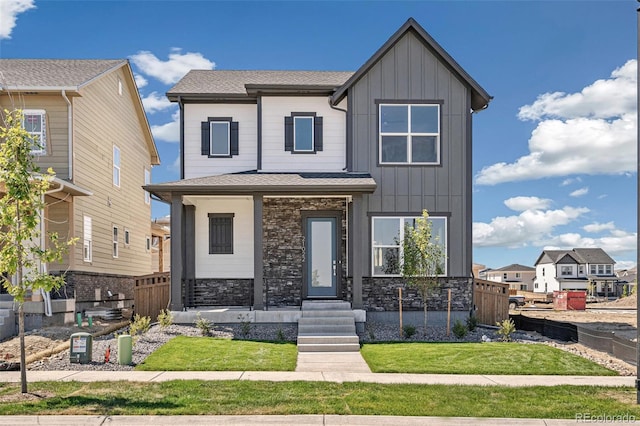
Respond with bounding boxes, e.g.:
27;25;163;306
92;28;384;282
371;215;447;277
379;103;440;164
284;112;323;154
578;265;585;275
561;266;573;276
590;264;613;275
515;272;521;278
113;145;121;187
201;117;238;157
503;273;508;279
23;109;47;155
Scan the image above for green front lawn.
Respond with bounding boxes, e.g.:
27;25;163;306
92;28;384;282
135;336;297;371
361;342;618;375
0;381;637;417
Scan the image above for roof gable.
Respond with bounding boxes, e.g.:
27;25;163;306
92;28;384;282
573;248;615;265
331;18;491;111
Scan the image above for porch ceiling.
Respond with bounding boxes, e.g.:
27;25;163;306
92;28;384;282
145;172;377;202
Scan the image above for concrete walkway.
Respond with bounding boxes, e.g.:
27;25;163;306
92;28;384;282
296;352;372;373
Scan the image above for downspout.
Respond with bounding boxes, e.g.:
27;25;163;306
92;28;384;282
61;90;73;180
328;96;349;171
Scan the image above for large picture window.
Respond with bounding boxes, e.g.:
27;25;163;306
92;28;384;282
371;215;447;276
379;103;440;164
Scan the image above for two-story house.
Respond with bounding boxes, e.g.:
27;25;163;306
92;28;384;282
0;59;160;312
146;18;491;321
533;248;617;297
486;264;536;291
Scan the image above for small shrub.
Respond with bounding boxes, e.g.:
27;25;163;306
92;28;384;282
403;324;416;339
157;309;173;328
129;314;151;336
195;312;212;336
238;314;251;337
452;319;468;339
496;318;516;342
466;314;478;332
276;327;285;342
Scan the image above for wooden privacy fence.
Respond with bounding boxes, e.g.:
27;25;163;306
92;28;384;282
473;279;509;325
134;272;170;320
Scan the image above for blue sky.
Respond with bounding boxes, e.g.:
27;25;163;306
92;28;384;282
0;0;637;271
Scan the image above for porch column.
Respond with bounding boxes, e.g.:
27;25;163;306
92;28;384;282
170;194;183;311
253;195;264;310
352;194;363;309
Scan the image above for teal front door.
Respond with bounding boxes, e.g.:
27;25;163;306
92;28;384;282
305;216;338;298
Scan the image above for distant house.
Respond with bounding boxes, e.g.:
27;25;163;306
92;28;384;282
486;264;535;291
151;217;171;273
146;18;491;319
0;59;160;311
533;248;617;296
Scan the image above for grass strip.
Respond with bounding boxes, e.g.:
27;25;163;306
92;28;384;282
0;381;637;418
135;336;297;371
361;342;618;375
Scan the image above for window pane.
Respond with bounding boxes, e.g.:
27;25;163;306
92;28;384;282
381;136;407;162
24;114;41;132
113;146;120;166
211;122;229;155
411;105;439;133
294;117;313;151
380;105;408;133
373;218;400;245
412;136;437;162
430;218;446;244
373;247;400;275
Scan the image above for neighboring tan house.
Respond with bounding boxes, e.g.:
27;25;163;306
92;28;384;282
0;59;160;310
146;18;491;318
151;217;171;273
533;248;617;297
486;264;535;291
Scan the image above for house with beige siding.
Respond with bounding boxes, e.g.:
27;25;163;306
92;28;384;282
147;18;490;340
485;264;535;291
0;59;160;312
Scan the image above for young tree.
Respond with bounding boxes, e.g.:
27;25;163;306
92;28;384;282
401;209;446;332
0;109;72;393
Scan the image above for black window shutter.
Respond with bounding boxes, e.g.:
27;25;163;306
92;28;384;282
209;215;233;254
284;116;293;152
201;121;210;155
230;121;239;156
314;116;323;152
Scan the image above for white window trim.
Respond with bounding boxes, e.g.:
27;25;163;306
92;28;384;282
293;116;314;152
124;228;130;247
83;215;92;262
23;109;47;155
371;215;447;277
145;235;151;252
113;145;121;187
113;226;119;258
144;168;151;205
379;104;440;165
210;121;230;156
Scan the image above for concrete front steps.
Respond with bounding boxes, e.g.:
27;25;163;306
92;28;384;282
297;300;360;352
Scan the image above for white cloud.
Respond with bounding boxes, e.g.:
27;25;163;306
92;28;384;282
503;196;552;212
130;48;215;85
141;91;172;114
615;260;637;271
569;187;589;197
0;0;35;39
134;74;148;89
545;229;636;257
583;222;615;233
476;60;637;185
151;110;180;143
473;205;589;248
169;156;180;172
560;177;582;187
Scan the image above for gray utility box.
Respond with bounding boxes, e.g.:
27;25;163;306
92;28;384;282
70;332;92;364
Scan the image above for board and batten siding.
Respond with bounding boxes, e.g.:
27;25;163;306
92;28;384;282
349;30;472;277
71;67;153;277
0;94;70;178
261;96;346;172
191;196;254;279
183;103;257;179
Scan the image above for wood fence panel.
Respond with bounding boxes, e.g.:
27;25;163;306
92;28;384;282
134;272;170;320
473;279;509;325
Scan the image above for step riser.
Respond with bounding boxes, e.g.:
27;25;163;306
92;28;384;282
297;336;360;345
298;344;361;352
302;311;355;318
298;317;355;326
301;301;352;311
298;325;356;334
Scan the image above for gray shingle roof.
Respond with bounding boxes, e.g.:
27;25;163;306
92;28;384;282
494;263;535;272
0;59;126;89
167;70;354;98
536;248;615;266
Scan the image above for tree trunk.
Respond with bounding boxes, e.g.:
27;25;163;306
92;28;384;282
19;302;27;393
422;287;428;333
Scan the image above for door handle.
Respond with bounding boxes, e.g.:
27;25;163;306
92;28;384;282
332;260;337;276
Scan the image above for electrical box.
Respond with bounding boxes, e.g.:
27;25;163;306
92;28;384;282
70;332;92;364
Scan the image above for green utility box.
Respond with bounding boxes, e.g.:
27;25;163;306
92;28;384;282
70;332;92;364
118;334;132;365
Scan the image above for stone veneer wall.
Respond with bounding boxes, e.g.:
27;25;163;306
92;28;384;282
51;271;134;305
263;198;348;307
191;279;253;307
362;277;473;312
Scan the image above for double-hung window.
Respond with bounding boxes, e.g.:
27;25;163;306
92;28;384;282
112;226;119;258
379;103;440;164
371;215;447;276
83;216;92;262
113;146;121;187
284;112;323;153
201;117;238;157
561;266;572;276
23;109;47;155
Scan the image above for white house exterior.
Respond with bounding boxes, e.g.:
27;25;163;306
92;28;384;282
486;264;535;291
